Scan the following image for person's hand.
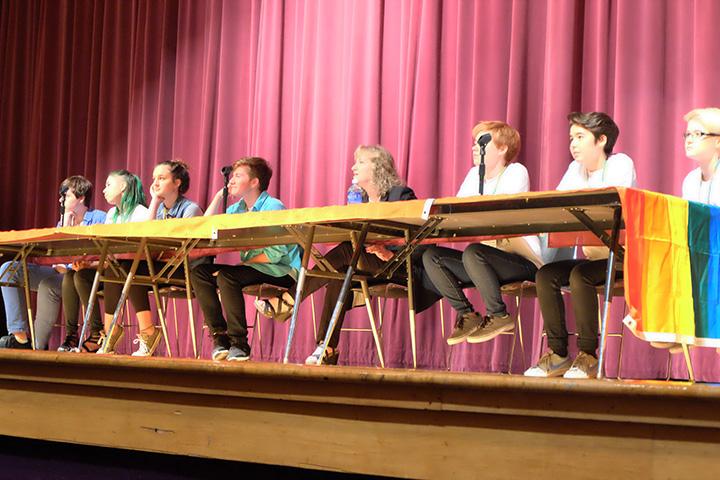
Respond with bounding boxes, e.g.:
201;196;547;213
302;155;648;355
150;184;165;204
53;264;68;274
62;211;77;227
365;244;393;262
72;259;93;271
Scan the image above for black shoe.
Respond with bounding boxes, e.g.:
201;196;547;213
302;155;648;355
211;333;231;361
57;335;79;352
0;335;32;349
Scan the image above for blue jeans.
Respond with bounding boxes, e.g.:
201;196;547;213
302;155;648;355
0;261;62;349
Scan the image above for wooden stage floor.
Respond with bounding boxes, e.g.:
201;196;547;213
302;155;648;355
0;350;718;479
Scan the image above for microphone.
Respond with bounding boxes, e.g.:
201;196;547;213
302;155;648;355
221;166;232;213
59;185;69;226
476;134;491;195
476;133;492;147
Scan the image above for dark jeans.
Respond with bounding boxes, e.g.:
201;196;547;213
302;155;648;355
290;241;394;350
536;259;622;357
190;264;295;349
422;243;538;317
62;268;103;336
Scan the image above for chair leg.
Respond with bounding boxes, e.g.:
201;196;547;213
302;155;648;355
255;304;263;360
439;298;445;338
409;307;417;370
311;293;317;337
255;287;263;360
616;321;626;380
170;297;180;357
360;280;385;368
515;291;526;372
183;258;198;358
681;344;694;383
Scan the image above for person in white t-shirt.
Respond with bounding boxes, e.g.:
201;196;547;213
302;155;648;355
651;108;720;355
525;112;637;380
423;121;544;346
681;107;720;206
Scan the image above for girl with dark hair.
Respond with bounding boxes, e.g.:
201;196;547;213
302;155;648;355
147;160;202;219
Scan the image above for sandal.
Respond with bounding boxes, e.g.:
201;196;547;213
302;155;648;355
254;294;295;322
80;331;104;353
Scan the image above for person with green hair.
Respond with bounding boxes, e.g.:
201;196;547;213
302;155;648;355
88;170;150;353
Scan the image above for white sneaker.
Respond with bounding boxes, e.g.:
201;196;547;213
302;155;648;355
305;345;325;365
563;351;599;379
524;350;572;377
304;344;339;365
131;327;162;357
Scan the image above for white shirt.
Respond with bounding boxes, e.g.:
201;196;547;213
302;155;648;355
557;152;637;260
105;204;150;224
456;163;544;268
556;152;637;191
681;167;720;206
456;163;530;197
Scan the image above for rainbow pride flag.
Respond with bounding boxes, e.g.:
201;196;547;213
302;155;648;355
620;188;720;346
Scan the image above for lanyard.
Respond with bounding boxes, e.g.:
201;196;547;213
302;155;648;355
485;166;508;195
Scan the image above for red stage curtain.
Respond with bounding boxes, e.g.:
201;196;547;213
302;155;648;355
1;0;719;379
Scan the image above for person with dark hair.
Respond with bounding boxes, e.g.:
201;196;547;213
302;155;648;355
191;157;302;362
146;159;203;219
524;111;637;379
422;121;547;346
0;176;105;350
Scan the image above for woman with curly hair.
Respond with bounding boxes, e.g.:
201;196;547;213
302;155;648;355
260;145;440;365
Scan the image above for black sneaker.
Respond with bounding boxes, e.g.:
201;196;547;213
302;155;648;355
227;344;251;362
0;335;32;349
446;312;483;345
57;335;79;352
211;333;231;361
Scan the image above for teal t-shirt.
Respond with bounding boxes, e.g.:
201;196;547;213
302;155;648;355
226;191;302;279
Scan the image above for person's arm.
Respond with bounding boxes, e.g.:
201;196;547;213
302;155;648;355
204;189;226;216
604;153;637;187
145;187;164;220
242;252;271;264
365;244;394;261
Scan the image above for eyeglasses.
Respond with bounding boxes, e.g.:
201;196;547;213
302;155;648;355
682;131;720;141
